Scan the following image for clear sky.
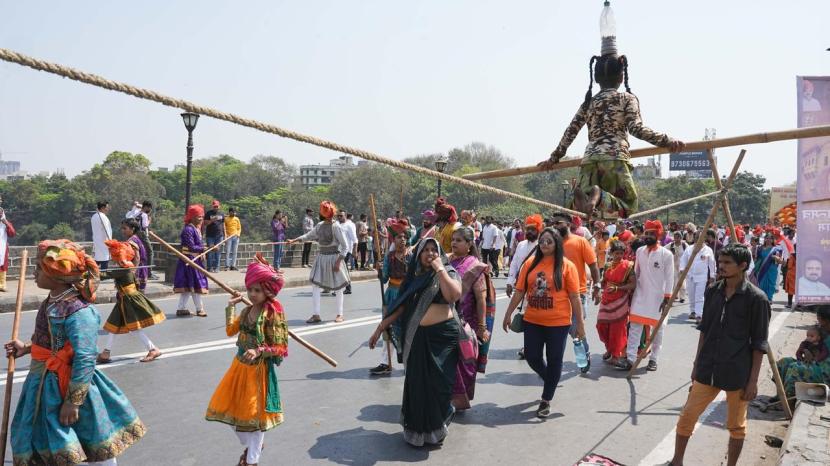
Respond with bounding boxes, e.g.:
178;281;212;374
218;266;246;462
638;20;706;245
1;1;827;187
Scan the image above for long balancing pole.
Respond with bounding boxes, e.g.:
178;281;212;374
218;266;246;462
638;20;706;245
149;231;338;367
369;195;392;368
1;250;28;460
187;234;236;267
462;124;830;181
628;151;747;376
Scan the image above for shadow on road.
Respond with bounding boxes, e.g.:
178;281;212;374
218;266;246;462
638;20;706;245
356;404;400;424
308;427;430;465
453;401;561;426
307;367;405;381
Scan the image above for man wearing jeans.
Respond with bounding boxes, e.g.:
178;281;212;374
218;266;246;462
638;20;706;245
670;244;769;466
224;207;242;271
480;216;500;277
301;208;315;267
204;200;225;273
552;212;600;373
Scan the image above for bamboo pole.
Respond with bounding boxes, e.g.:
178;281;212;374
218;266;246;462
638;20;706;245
369;195;393;369
462;125;830;181
1;250;28;460
707;149;740;239
627;190;722;220
628;151;747;377
188;234;236;267
706;152;792;419
149;231;338;367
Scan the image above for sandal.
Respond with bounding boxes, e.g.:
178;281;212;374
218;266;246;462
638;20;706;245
97;350;112;364
176;309;193;317
306;315;322;324
334;315;345;323
602;352;612;361
195;310;208;317
140;348;162;362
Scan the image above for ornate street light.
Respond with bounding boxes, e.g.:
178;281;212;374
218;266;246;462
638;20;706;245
561;180;570;207
434;155;449;197
181;112;200;214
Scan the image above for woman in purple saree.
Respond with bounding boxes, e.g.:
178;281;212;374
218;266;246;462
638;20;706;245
448;226;495;411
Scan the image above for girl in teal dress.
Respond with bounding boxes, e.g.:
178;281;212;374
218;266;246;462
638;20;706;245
5;240;145;465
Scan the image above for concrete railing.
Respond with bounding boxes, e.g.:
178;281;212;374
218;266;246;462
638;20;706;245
5;242;318;279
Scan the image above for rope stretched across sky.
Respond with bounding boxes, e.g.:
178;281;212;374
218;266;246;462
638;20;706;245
0;47;585;217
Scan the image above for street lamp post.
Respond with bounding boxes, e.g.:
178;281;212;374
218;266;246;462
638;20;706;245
666;199;671;226
434;155;448;197
561;180;570;207
181;112;200;214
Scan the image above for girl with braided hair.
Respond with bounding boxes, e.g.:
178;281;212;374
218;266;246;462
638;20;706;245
538;53;685;218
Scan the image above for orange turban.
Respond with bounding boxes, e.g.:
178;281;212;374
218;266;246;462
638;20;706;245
617;230;633;243
525;214;544;232
105;239;136;268
644;219;664;237
319;200;337;219
37;239;99;302
184;204;205;224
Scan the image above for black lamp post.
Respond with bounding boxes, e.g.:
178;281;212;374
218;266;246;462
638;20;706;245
181;112;200;213
561;180;570;206
434;155;448;197
666;199;672;225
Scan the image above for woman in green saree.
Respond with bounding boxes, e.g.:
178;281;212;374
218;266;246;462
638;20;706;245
369;238;462;447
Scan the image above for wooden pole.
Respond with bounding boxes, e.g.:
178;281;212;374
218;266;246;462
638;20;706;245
1;250;28;460
706;151;792;419
400;185;404;213
149;231;337;367
627;190;723;220
187;234;236;267
628;152;747;377
369;195;393;368
462;125;830;181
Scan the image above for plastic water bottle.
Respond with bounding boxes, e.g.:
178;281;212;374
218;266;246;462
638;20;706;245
573;338;588;369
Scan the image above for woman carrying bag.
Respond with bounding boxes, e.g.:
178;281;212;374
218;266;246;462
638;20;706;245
502;228;584;418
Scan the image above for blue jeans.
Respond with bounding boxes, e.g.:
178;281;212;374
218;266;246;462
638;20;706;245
226;235;239;268
206;235;223;271
273;243;284;269
523;322;570;401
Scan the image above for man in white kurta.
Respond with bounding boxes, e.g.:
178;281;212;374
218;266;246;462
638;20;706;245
679;238;716;323
90;201;113;270
623;220;675;372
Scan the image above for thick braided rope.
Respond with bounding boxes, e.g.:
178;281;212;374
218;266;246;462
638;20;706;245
0;47;584;217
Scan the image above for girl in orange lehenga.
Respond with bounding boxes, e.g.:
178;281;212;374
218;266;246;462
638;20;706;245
784;247;797;309
205;254;289;466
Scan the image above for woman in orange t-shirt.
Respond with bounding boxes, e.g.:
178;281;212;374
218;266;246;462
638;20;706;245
502;228;583;418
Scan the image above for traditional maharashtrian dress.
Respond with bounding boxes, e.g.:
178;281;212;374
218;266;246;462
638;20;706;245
205;302;289;431
381;249;411;362
128;233;150;291
751;245;782;301
450;254;494;409
777;334;830;396
11;294;145;465
173;223;209;294
103;269;166;334
596;259;633;359
387;239;460;447
296;221;350;291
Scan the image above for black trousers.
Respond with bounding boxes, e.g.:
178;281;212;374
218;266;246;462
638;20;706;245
482;248;500;276
358;242;368;268
302;242;312;266
523;322;570;401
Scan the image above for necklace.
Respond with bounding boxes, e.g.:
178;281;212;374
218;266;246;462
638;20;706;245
48;288;74;302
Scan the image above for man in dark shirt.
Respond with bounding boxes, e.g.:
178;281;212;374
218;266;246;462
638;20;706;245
670;243;770;466
204;200;225;272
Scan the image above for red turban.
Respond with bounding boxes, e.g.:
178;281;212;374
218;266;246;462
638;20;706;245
571;216;582;228
105;239;136;268
434;197;458;223
319;201;337;219
617;230;633;243
387;218;410;238
644;219;664;237
245;253;285;298
525;214;544;232
184;204;205;224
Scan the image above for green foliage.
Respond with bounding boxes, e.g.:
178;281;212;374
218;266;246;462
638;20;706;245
0;146;775;246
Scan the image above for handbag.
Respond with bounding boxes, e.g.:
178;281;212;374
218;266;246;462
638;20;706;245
452;307;479;364
509;311;525;333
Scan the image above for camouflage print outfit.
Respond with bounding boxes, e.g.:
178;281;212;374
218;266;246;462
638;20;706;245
551;88;674;217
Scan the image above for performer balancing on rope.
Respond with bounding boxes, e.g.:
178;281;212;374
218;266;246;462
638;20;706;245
538;52;685;218
97;239;165;364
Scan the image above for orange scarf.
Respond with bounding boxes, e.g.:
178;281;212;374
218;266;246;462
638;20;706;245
31;342;74;398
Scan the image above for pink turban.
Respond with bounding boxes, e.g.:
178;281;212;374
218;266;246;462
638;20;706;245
245;253;285;298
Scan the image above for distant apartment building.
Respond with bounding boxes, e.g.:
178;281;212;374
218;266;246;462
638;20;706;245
299;156;368;188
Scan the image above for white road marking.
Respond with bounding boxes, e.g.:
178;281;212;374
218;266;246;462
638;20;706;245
638;308;791;465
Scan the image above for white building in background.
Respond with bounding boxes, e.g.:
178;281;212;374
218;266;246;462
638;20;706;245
299;156;368;188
